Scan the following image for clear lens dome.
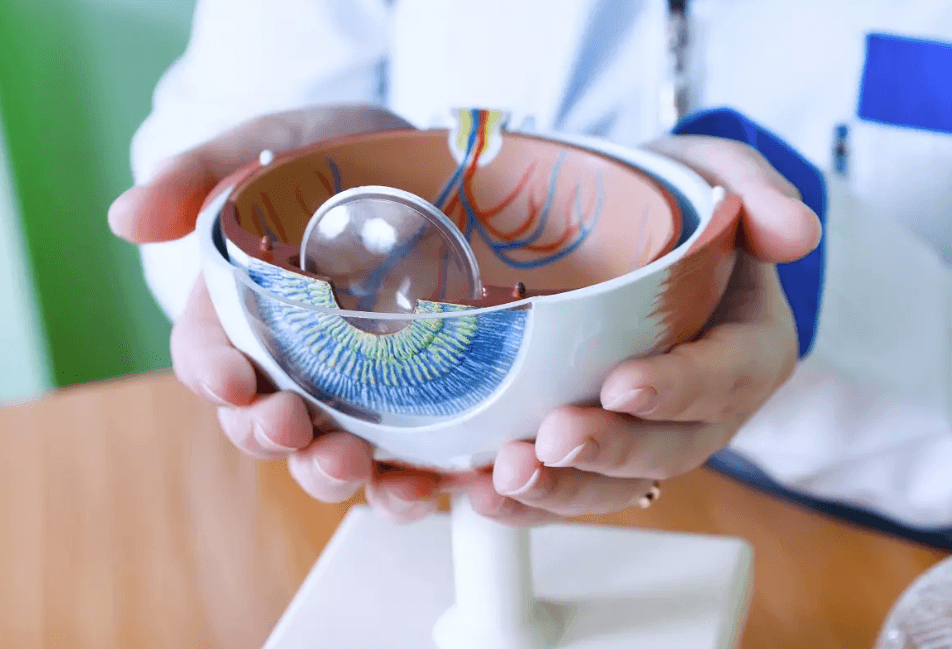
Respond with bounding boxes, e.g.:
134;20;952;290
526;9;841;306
299;187;482;333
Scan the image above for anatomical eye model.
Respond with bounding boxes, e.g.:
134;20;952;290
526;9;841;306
195;109;750;649
209;109;703;433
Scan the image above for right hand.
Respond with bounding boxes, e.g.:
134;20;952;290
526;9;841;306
109;105;453;523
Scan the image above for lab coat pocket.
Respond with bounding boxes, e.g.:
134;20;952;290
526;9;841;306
847;120;952;267
811;173;952;418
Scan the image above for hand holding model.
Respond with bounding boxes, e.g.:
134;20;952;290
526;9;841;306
109;105;821;526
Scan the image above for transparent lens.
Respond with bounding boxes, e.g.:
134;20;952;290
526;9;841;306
299;188;481;333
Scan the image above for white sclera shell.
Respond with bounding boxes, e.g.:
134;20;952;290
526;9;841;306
198;134;721;471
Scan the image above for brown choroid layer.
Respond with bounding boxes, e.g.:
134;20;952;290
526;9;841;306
211;124;693;319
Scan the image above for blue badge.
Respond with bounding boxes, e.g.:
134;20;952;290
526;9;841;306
858;33;952;134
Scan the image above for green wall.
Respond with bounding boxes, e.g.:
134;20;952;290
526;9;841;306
0;0;195;388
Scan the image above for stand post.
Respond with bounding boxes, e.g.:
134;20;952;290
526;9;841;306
432;493;564;649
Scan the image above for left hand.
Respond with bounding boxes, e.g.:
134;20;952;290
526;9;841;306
459;135;823;525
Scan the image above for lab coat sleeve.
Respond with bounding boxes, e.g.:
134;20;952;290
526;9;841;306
673;108;827;359
676;108;952;527
674;107;951;421
131;0;391;321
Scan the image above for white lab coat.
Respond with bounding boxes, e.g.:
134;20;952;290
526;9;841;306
131;0;952;529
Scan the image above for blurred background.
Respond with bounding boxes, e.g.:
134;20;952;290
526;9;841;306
0;0;196;403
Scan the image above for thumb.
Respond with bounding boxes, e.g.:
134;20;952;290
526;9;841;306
644;135;822;264
108;105;414;244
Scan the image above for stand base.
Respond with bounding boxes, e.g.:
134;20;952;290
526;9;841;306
263;506;753;649
433;600;565;649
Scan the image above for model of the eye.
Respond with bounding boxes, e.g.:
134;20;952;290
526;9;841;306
196;108;742;471
196;109;749;649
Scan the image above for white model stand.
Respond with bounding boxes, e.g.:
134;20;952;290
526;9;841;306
263;495;753;649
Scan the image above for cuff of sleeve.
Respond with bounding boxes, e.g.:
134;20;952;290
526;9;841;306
672;108;827;358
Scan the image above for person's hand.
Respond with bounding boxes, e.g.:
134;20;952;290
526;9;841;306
109;105;456;524
459;135;823;526
111;119;820;527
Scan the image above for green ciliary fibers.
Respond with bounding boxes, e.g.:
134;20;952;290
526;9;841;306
0;0;195;387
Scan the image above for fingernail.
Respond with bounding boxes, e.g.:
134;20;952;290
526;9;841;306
107;190;140;237
544;439;598;468
106;191;128;219
603;387;658;414
498;467;542;497
483;490;509;515
378;492;437;523
216;406;236;430
313;456;357;486
253;424;297;453
198;381;231;407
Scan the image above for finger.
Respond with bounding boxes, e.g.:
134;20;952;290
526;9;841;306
467;472;562;527
216;391;314;460
287;431;374;502
108;105;414;243
365;467;442;524
108;153;219;243
644;135;822;263
601;260;796;423
492;441;658;517
170;277;258;407
534;406;731;480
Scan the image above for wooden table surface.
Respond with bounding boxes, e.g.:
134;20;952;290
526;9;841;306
0;372;946;649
